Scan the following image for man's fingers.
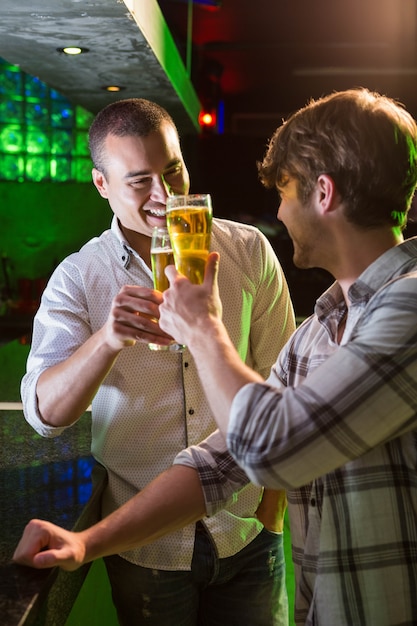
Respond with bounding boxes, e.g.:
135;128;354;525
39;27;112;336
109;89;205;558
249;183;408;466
203;252;220;289
32;549;59;569
165;263;180;284
165;253;220;288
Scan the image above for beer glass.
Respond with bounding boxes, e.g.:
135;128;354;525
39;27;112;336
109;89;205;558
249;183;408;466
148;226;183;351
150;226;174;294
166;194;213;285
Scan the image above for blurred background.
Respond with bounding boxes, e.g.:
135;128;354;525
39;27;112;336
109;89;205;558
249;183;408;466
1;3;417;623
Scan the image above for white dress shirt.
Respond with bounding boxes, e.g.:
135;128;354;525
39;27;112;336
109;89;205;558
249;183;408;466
21;215;295;569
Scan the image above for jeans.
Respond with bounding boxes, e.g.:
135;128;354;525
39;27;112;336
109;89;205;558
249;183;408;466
104;524;288;625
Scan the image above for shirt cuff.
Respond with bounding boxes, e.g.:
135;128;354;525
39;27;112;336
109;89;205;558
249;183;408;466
173;429;250;517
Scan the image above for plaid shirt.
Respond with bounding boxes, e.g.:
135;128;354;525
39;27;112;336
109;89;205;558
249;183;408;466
226;237;417;625
177;237;417;624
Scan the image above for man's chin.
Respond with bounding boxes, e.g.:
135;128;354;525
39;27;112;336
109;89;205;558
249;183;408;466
292;254;309;270
147;213;167;229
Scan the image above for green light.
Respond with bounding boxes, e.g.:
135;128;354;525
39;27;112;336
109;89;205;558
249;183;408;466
0;56;94;182
26;156;49;181
26;130;49;154
0;126;23;153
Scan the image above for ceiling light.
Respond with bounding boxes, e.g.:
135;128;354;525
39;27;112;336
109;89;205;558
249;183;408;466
102;85;126;92
58;46;89;55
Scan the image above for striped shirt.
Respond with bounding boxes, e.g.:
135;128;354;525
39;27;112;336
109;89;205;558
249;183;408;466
226;237;417;625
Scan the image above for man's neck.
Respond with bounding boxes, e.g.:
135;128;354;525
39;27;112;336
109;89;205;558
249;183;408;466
120;225;152;268
329;226;403;306
334;231;404;306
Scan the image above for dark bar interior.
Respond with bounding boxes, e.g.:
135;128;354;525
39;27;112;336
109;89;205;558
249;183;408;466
1;1;417;624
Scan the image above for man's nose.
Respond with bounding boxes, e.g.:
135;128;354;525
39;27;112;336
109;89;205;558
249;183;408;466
150;176;171;202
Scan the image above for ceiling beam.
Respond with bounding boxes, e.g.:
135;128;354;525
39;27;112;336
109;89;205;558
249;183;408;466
0;0;201;135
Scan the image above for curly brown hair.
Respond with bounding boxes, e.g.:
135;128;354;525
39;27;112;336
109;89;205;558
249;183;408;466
258;88;417;230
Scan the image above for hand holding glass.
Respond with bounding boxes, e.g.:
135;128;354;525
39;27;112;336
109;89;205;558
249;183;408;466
166;194;213;285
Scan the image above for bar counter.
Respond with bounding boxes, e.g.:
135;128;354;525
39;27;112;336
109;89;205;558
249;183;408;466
0;407;105;626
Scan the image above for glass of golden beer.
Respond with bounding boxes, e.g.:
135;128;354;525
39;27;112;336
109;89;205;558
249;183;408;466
149;226;184;351
166;194;213;285
150;226;174;294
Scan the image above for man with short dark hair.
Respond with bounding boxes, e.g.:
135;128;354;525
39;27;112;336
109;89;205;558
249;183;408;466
19;98;294;625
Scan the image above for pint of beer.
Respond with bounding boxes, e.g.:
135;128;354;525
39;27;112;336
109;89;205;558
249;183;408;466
149;226;176;351
166;194;213;284
151;245;175;293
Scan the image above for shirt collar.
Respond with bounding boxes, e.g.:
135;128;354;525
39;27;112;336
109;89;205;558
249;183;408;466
110;215;136;269
348;236;417;303
315;236;417;331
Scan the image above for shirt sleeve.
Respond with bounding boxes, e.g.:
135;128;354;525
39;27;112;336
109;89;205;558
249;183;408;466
20;259;91;438
246;229;295;379
227;276;417;489
173;430;251;516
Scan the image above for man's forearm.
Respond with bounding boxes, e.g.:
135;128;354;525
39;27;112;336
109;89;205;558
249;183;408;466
81;465;206;562
186;318;263;438
160;255;264;438
256;489;287;533
37;327;122;427
13;465;207;571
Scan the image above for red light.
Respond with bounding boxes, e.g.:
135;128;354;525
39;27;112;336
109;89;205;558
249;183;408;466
198;110;217;128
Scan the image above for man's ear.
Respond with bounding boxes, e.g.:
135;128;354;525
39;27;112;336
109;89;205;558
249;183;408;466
92;168;109;199
316;173;339;215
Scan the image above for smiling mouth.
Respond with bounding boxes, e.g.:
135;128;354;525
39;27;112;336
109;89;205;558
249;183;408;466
148;208;166;217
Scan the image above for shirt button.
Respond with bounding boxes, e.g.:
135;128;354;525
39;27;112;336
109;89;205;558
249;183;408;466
188;408;194;415
184;362;189;368
310;498;316;507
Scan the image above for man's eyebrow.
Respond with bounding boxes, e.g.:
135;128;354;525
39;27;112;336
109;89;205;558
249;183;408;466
163;159;182;171
124;169;150;180
123;159;181;181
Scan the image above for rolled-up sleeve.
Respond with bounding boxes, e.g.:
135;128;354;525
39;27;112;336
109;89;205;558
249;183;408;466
20;260;91;438
173;429;250;516
227;279;417;489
